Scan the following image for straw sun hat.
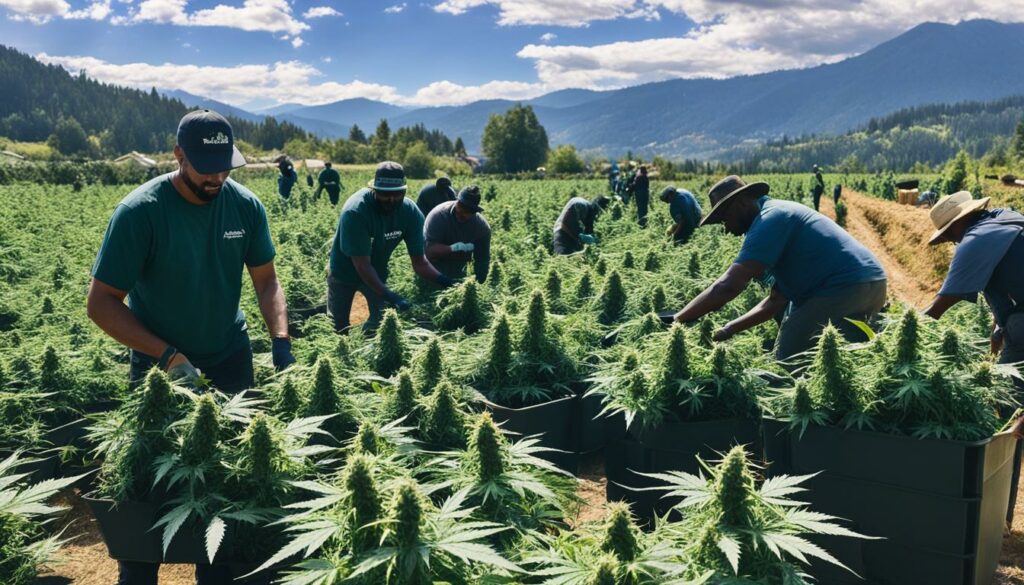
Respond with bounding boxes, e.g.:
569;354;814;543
927;191;990;245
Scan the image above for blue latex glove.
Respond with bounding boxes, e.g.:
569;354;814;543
272;337;296;372
436;274;458;289
384;290;412;312
450;242;474;253
579;234;597;245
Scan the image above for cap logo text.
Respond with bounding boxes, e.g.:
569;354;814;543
203;132;230;145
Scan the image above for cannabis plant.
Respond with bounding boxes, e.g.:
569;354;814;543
424;412;575;535
526;502;689;585
303;357;358;443
598;270;627;324
0;453;84;585
645;446;870;583
374;309;407;378
434;279;489;334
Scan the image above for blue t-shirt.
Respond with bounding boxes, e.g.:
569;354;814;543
669;190;702;242
939;209;1024;325
735;197;885;305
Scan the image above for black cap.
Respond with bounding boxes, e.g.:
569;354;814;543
660;185;677;201
436;176;452;188
456;185;483;213
593;195;610;210
367;161;407;191
176;109;246;174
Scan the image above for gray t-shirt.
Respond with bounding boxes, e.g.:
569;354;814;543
423;200;492;283
939;209;1024;325
554;197;597;237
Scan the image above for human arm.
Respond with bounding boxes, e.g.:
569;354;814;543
248;260;294;370
714;287;788;342
922;294;962;320
673;261;766;323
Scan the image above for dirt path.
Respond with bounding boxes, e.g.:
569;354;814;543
819;190;943;308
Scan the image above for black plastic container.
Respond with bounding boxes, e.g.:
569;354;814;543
606;418;761;521
484;394;580;472
763;419;1016;585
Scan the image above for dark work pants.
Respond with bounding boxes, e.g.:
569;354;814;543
120;340;260;585
553;230;582;256
326;274;386;333
1000;313;1024;526
635;192;649;227
812;186;823;211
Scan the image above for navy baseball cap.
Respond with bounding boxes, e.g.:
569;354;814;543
176;109;246;174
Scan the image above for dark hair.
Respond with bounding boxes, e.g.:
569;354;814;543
639;166;647;173
325;162;332;168
437;176;452;188
593;195;610;210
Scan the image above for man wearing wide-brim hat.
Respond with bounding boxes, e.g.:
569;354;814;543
923;191;1024;524
327;161;456;333
672;175;888;362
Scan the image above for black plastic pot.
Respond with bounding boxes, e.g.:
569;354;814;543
85;495;280;571
484;394;579;473
606;418;761;522
763;419;1017;585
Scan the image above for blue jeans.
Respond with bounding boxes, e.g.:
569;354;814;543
119;339;261;585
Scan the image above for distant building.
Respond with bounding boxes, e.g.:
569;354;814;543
113;151;157;168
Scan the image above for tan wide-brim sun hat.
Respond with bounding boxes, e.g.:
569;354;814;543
700;175;770;227
927;191;990;245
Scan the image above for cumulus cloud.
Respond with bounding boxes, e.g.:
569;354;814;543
290;36;303;48
539;32;556;42
116;0;307;35
0;0;70;22
433;0;638;27
384;3;405;13
65;0;110;19
502;1;1024;89
34;52;554;107
36;53;405;105
303;5;340;18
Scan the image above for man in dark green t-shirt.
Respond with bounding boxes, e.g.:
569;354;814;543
315;161;343;206
87;109;295;585
328;161;456;332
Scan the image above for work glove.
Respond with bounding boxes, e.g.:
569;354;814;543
450;242;475;253
436;274;458;289
579;234;597;246
272;337;296;372
167;356;202;387
384;290;412;312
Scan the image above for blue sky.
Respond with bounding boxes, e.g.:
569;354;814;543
1;0;1020;109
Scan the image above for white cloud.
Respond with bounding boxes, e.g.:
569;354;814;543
321;56;332;63
502;1;1024;89
432;0;638;26
384;2;406;13
36;53;406;106
123;0;307;35
0;0;70;23
303;5;340;18
410;79;545;106
539;32;556;42
65;0;110;19
290;36;303;48
131;0;187;24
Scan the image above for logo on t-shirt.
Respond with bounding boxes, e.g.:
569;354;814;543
384;230;402;241
203;132;230;145
224;229;246;240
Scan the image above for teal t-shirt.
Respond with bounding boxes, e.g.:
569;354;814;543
735;197;885;305
329;188;426;285
91;174;276;368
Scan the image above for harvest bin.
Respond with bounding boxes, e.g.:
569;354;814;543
762;419;1017;585
84;495;279;572
606;418;760;521
484;394;580;472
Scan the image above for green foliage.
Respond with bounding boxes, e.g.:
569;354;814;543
600;503;640;562
945;149;970;193
482;104;549;173
421;378;466;449
273;376;303;419
547;144;586;174
486;313;514;385
413;338;444;394
305;358;356;442
469;412;505;483
374;309;407;378
434;279;487;334
598;270;627;324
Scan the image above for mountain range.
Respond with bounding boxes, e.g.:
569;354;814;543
46;19;1024;159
